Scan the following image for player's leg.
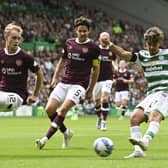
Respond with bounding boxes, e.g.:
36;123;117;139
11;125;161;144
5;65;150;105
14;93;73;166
100;80;112;131
114;91;122;119
39;85;85;149
0;91;23;112
100;93;109;131
36;97;61;149
92;82;101;129
137;92;167;151
94;99;101;129
139;112;161;150
124;108;146;158
36;83;67;149
119;91;129;120
125;93;156;158
57;100;75;149
61;85;85;148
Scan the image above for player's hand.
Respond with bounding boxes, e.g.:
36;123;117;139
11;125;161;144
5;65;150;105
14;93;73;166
51;78;58;88
85;89;92;101
26;95;37;105
123;79;128;83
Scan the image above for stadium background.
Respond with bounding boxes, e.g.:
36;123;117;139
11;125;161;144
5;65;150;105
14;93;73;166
0;0;168;116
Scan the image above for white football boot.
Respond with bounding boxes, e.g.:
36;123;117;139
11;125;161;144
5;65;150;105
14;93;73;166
62;129;74;149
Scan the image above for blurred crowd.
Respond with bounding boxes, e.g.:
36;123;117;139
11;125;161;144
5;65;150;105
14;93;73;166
0;0;167;109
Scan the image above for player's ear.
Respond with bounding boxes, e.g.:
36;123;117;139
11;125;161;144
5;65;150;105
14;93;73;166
4;32;10;40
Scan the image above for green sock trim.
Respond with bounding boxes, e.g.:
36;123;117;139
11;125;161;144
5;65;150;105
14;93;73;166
145;131;155;138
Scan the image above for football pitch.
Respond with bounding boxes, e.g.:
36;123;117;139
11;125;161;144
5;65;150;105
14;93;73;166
0;116;168;168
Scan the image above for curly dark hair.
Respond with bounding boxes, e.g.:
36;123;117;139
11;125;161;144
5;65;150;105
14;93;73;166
74;16;92;29
144;26;164;43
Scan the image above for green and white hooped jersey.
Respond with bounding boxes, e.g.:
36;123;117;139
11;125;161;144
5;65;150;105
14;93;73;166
134;49;168;95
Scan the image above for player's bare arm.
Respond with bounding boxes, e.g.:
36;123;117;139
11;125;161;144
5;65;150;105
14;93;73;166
86;59;100;100
27;68;43;104
51;57;66;88
109;44;133;61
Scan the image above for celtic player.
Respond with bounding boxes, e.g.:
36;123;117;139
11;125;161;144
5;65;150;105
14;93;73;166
102;26;168;158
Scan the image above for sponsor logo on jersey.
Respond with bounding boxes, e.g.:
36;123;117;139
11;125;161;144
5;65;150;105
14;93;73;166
1;67;22;75
146;66;163;72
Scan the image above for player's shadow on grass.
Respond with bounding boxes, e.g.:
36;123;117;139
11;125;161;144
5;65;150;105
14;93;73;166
41;147;89;151
0;154;100;159
1;154;168;160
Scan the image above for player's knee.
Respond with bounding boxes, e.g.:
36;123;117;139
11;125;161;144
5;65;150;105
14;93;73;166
45;106;56;116
101;97;108;103
130;113;142;125
58;107;69;116
148;111;163;122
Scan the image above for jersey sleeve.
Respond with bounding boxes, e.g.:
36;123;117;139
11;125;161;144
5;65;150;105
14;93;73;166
92;45;100;67
130;52;138;62
62;40;68;59
26;53;40;73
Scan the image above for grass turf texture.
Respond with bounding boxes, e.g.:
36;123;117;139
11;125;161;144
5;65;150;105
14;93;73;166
0;116;168;168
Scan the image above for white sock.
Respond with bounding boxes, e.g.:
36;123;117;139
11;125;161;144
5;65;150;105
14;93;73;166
130;126;142;151
64;128;69;135
41;136;48;144
130;126;142;140
143;121;160;144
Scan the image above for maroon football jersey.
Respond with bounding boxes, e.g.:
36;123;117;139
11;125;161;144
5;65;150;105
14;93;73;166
61;38;100;89
0;48;39;103
114;69;131;91
98;47;116;81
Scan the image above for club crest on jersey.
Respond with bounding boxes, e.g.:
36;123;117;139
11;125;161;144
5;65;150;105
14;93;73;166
109;51;112;56
82;47;88;53
68;45;73;50
16;59;23;66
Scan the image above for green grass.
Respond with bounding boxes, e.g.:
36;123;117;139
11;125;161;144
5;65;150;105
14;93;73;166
0;116;168;168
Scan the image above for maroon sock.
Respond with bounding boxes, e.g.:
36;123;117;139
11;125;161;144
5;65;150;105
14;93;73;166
58;116;67;133
102;111;108;120
48;112;67;133
101;102;109;120
46;126;58;139
95;105;101;118
48;112;57;122
46;115;65;139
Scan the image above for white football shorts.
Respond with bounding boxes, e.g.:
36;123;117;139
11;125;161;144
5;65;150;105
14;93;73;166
50;82;86;105
93;80;112;100
0;91;23;112
136;91;168;117
115;90;129;102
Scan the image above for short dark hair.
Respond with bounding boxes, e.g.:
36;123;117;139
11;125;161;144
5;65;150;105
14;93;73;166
144;26;164;43
74;16;92;29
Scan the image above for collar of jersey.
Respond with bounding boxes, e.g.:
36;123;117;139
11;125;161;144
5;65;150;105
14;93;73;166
4;47;21;55
75;38;90;44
